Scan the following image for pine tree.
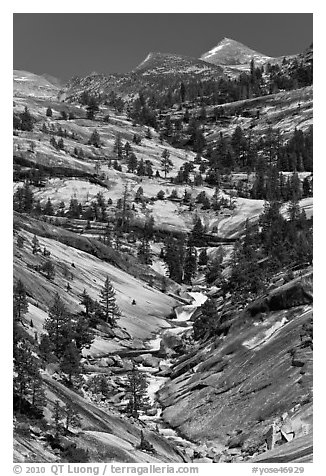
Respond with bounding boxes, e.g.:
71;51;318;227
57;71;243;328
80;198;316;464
184;245;197;284
113;134;123;157
193;298;218;340
20;106;34;131
189;217;205;246
42;260;55;280
30;376;46;412
99;276;120;326
57;137;65;150
79;289;94;317
124;141;132;157
136;159;145;176
63;403;81;431
14;341;45;414
137;238;152;265
44;293;73;359
160;149;173;179
74;316;95;351
60;342;81;384
52;400;64;438
60;110;68;120
125;365;150;418
17;235;25;249
13;280;29;323
32;234;41;254
127;153;138;173
135;186;144;203
89;129;101;148
50;136;58;149
86;96;99;120
44;197;54;216
198;248;208;266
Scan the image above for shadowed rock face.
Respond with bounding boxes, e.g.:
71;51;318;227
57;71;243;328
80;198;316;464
158;272;313;456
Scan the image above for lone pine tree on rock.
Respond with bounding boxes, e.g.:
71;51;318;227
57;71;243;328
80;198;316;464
99;276;121;326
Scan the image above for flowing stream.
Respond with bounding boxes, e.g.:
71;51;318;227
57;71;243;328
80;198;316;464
138;292;208;449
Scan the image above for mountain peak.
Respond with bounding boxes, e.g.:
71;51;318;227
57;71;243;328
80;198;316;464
133;51;225;78
201;37;273;66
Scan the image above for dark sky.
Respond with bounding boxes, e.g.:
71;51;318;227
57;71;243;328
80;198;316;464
13;13;312;81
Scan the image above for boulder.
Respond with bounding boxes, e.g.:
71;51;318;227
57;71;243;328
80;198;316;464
105;357;116;367
184;447;194;459
206;444;225;458
140;354;161;368
98;358;110;368
193;443;208;458
30;426;42;437
122;360;133;371
159;332;184;357
146;407;159;417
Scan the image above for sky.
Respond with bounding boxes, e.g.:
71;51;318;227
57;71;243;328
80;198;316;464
13;13;313;81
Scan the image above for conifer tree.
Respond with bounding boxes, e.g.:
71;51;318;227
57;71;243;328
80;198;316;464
32;234;41;254
127;153;138;173
125;365;150;418
99;276;120;326
13;280;29;323
17;235;25;249
60;342;81;384
198;248;208;266
57;137;65;150
124;141;132;157
137;159;146;176
52;400;65;438
20;106;34;131
44;197;54;216
74;315;95;351
42;260;55;280
193;298;218;340
113;133;123;157
137;238;152;265
63;403;81;431
189;217;205;246
184;245;197;284
80;289;93;317
86;96;99;120
89;129;101;148
44;293;73;359
161;149;173;179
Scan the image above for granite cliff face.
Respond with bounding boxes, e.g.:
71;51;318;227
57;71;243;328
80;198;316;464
158;271;313;460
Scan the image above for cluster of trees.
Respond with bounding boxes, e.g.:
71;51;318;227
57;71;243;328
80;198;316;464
127;54;312;121
13;280;87;457
39;277;120;383
161;221;204;284
13;280;46;416
250;166;312;201
45;106;76;121
202;126;313;181
13;107;34;132
228;200;312;299
193;197;313;340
